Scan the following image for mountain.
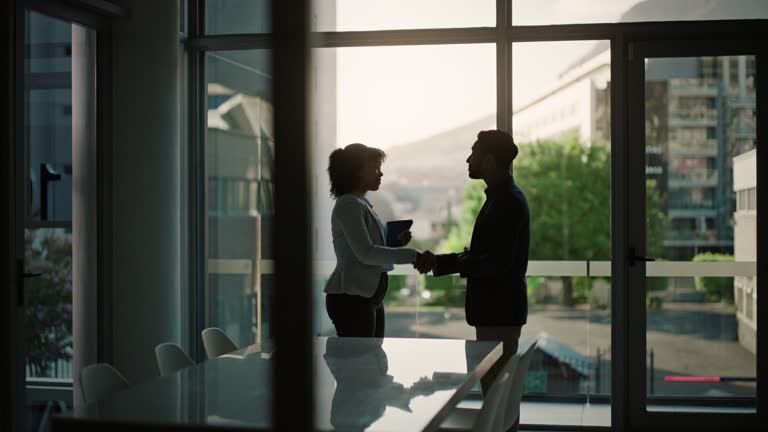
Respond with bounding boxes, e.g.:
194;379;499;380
383;114;494;189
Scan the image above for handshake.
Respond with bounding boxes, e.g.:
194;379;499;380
413;251;437;274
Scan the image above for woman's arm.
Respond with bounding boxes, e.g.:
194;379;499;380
335;200;417;265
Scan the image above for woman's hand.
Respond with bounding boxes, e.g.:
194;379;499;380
398;230;412;246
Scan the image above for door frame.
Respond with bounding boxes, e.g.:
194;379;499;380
623;37;767;431
3;1;122;430
2;0;22;429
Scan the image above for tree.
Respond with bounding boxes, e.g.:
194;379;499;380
433;136;668;306
24;231;73;376
443;180;486;254
693;252;735;303
515;137;611;305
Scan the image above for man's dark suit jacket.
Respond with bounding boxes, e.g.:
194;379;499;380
434;175;530;326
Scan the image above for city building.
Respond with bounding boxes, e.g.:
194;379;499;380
513;49;757;260
733;149;757;354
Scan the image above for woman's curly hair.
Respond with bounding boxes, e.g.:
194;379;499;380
328;143;386;199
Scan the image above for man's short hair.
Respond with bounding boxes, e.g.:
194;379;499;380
475;129;519;170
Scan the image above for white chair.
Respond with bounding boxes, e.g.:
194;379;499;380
155;342;195;376
79;363;130;404
500;340;538;431
440;352;521;432
472;371;512;432
201;327;238;359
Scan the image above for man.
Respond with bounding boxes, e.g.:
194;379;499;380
416;130;530;425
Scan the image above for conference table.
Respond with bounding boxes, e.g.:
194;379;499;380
72;337;502;431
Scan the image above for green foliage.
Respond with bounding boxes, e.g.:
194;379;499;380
423;275;465;307
24;230;73;376
526;276;541;304
693;253;735;303
516;138;667;305
384;275;408;304
442;180;486;254
572;277;592;304
646;295;664;309
516;137;611;261
644;179;668;260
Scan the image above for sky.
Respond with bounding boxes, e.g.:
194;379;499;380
331;0;641;148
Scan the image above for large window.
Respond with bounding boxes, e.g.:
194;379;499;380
189;1;767;430
205;50;274;351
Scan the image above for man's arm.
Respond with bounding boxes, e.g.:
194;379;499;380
432;252;461;276
455;245;517;278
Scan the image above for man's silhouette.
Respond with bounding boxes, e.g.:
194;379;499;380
417;130;530;427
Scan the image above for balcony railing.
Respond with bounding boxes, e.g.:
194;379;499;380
668;199;714;209
667;229;719;241
210;258;757;278
26;377;73;404
669;170;719;185
669;109;718;123
668;141;718;156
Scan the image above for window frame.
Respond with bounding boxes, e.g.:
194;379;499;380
184;1;768;431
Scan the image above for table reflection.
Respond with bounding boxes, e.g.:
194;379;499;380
322;337;466;431
68;337;500;432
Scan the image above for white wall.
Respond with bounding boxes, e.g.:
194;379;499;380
733;149;757;354
110;0;181;383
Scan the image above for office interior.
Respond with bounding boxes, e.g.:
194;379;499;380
1;0;766;431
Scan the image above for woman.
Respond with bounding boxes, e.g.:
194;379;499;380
324;143;420;337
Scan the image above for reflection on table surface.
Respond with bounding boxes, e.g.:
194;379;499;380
74;337;502;431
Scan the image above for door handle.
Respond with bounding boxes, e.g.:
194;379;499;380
628;248;655;266
17;258;44;306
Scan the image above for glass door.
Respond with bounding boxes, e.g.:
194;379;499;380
20;9;98;431
626;40;764;429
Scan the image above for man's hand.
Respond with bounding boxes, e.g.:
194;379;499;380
414;250;437;274
397;230;412;247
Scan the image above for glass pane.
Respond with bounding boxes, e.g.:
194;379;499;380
310;43;495;335
514;0;768;26
512;40;611;427
26;14;73;224
23;10;91;430
23;228;73;427
205;0;271;34
205;50;274;359
644;55;757;410
310;0;495;32
310;43;496;427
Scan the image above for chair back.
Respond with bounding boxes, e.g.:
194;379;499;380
501;340;538;430
201;327;238;358
80;363;130;404
155;342;195;376
472;371;511;432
